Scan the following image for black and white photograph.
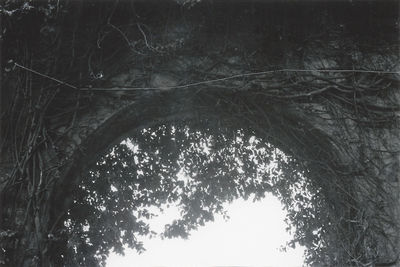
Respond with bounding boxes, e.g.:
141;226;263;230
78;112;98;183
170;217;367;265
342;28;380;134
0;0;399;266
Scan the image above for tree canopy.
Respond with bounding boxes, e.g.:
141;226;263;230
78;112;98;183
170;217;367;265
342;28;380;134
65;120;327;266
1;1;399;266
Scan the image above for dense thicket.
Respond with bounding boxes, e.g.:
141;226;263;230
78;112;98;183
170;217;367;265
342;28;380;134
1;1;399;266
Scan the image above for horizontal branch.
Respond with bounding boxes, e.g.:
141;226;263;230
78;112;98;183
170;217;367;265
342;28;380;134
82;69;399;91
13;62;399;92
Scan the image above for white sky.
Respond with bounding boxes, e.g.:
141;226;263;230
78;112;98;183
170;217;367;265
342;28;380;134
107;194;305;267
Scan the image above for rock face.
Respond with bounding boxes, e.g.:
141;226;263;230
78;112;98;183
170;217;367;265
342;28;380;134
0;1;399;266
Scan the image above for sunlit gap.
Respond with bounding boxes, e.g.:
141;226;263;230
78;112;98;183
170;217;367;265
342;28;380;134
107;195;305;267
65;121;322;266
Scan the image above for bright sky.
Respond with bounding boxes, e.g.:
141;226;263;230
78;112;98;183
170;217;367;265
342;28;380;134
106;194;305;267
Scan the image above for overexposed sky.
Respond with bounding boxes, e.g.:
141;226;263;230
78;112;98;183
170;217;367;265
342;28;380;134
107;194;305;267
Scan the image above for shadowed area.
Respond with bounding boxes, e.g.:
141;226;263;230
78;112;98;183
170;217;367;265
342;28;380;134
0;1;399;266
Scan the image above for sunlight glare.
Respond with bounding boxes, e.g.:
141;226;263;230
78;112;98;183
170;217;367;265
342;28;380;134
107;194;305;267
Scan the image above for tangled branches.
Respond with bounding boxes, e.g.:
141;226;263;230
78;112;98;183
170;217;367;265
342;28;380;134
1;1;399;266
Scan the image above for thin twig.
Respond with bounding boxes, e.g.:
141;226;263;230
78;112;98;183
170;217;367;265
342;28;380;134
82;68;399;91
137;23;155;51
14;62;399;92
108;23;133;47
14;63;78;90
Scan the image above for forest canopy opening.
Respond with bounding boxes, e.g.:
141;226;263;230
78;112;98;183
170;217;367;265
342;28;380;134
1;1;398;266
65;120;327;266
106;194;306;267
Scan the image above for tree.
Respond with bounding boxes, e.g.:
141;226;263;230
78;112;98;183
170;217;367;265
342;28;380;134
1;1;399;266
64;121;324;266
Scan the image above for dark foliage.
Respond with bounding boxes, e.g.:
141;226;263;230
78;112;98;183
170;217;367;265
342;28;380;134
1;1;398;266
67;120;324;266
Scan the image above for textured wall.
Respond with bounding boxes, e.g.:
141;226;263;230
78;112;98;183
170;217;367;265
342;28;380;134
1;1;398;265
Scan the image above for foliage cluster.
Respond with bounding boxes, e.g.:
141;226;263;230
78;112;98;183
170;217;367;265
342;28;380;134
1;1;399;267
66;121;324;266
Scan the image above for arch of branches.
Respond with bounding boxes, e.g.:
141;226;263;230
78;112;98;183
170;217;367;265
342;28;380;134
0;1;399;266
